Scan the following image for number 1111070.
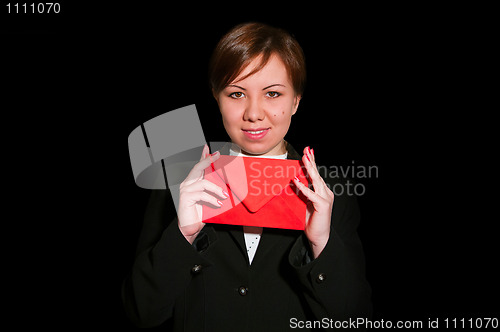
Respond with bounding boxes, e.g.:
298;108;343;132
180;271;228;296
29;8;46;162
443;318;498;329
6;3;61;14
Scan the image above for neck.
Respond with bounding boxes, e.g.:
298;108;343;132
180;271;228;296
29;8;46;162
236;140;287;157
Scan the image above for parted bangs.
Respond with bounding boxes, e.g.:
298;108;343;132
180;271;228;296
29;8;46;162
209;22;306;96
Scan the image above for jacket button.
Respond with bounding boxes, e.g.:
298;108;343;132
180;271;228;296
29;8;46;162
238;286;248;296
191;264;202;274
316;273;326;283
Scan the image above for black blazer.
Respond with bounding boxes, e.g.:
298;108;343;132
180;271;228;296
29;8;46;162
122;143;372;331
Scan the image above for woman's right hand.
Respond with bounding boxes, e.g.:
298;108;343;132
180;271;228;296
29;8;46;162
177;144;228;244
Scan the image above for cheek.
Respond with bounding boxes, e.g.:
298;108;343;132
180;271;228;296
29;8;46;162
268;100;295;121
220;103;242;131
271;110;286;118
268;111;292;138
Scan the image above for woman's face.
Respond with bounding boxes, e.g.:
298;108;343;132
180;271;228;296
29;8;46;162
216;54;300;156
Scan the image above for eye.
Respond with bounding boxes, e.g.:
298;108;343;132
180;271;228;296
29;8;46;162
266;91;281;98
229;92;245;99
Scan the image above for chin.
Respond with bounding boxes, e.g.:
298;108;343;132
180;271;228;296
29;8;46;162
239;141;279;156
238;145;264;155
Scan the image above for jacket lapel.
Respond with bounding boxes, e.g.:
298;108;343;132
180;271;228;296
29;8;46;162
227;226;250;265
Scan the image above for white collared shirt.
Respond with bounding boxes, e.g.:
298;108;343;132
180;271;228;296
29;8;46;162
229;144;288;264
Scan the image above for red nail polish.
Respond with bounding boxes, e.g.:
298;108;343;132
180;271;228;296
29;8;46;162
222;190;229;198
217;200;223;206
294;175;300;182
311;149;314;156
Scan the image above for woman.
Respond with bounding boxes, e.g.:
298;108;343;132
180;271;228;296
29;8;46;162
123;22;371;331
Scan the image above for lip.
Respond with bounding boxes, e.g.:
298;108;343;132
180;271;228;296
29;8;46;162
242;128;270;140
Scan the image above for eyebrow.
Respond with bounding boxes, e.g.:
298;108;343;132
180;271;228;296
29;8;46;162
263;84;286;90
227;84;246;90
227;84;286;91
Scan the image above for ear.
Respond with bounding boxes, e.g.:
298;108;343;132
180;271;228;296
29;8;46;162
292;95;301;115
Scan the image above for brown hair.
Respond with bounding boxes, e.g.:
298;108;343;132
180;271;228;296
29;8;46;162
209;22;306;96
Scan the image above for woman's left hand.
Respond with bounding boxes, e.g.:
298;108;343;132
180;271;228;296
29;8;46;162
293;147;334;259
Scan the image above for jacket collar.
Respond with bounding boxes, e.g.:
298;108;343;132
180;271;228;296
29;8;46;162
284;141;301;160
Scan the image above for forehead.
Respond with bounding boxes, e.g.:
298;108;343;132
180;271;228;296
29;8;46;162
232;54;290;86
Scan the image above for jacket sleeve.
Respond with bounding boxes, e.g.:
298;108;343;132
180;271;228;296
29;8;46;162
288;180;372;323
121;189;212;328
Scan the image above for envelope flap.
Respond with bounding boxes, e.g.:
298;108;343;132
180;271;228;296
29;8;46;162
241;157;306;212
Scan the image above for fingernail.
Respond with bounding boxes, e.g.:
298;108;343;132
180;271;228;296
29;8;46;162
306;154;310;162
294;175;300;182
222;190;229;198
217;200;223;206
211;151;219;156
306;146;311;154
311;148;314;156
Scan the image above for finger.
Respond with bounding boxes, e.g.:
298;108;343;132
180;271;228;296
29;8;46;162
305;148;331;198
195;150;221;172
302;147;327;196
199;143;209;161
184;151;221;183
293;176;324;206
183;179;228;199
303;146;317;170
304;146;316;165
186;191;224;208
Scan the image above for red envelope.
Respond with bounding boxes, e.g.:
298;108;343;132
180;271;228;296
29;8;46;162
202;155;308;230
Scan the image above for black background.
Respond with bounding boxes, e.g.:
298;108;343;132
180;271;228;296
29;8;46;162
2;2;498;329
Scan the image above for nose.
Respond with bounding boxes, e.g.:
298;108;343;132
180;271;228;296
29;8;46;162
243;98;265;122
